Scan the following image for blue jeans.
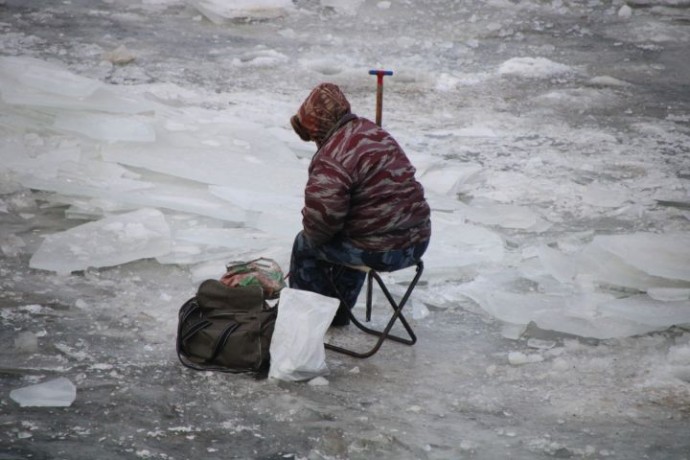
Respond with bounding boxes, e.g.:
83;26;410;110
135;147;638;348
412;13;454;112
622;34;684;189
288;231;428;309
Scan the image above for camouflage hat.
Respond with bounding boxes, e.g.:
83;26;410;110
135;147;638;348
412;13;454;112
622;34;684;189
291;83;351;146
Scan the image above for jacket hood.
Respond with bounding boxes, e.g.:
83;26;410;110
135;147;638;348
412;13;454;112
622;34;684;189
291;83;351;147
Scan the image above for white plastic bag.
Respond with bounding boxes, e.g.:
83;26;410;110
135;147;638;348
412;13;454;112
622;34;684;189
268;287;340;381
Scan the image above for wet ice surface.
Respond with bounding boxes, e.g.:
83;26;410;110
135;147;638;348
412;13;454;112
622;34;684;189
1;0;690;458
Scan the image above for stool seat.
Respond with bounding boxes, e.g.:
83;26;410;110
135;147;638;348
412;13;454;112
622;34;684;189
325;260;424;359
343;264;372;273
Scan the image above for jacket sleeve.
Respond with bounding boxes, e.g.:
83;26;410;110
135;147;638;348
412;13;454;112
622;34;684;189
302;156;352;246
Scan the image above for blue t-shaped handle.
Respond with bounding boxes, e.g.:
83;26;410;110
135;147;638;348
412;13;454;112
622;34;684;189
369;70;393;76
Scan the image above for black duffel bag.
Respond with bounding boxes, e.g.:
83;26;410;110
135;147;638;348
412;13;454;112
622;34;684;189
176;279;277;374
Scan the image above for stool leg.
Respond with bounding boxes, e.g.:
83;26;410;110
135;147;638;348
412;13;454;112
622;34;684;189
366;270;373;322
368;271;418;344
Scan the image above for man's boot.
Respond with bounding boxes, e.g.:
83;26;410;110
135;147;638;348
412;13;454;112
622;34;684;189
330;301;351;327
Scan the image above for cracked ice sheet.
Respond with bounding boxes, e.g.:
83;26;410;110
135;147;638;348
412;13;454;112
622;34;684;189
461;232;690;339
0;56;157;114
422;213;505;280
100;117;305;193
53;112;156;143
21;171;247;224
533;234;690;291
457;272;690;339
29;208;172;275
157;225;289;266
593;233;690;282
186;0;293;23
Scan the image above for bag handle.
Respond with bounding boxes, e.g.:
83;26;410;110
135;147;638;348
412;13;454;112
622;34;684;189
207;322;241;363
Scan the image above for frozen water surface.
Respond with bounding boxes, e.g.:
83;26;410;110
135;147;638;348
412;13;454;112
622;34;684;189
1;0;689;458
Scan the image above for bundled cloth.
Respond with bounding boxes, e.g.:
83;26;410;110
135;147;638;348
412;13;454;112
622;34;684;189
220;258;286;299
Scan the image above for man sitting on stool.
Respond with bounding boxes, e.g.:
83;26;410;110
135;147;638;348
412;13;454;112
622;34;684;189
289;83;431;326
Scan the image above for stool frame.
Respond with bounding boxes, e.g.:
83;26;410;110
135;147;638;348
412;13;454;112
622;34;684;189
325;260;424;358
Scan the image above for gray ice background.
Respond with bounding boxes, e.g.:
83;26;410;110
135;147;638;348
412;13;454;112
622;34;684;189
1;0;689;459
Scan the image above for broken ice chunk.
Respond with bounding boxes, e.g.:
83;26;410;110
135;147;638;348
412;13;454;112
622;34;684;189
209;186;302;212
598;295;690;328
0;56;155;115
10;377;77;407
418;163;483;196
53;113;156;143
101;123;304;190
0;56;101;98
320;0;364;15
534;235;690;292
537;245;578;284
580;181;629;208
498;57;573;79
648;288;690;302
456;272;672;339
411;299;430;320
307;376;329;386
527;338;556;350
592;233;690;282
508;351;544;366
501;323;528;340
187;0;293;23
423;214;504;277
29;208;172;275
463;201;539;230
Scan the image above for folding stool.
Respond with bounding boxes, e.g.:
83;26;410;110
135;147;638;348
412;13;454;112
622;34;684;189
325;260;424;358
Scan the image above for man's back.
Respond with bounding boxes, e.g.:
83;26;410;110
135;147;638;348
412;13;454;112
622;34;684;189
304;116;431;251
